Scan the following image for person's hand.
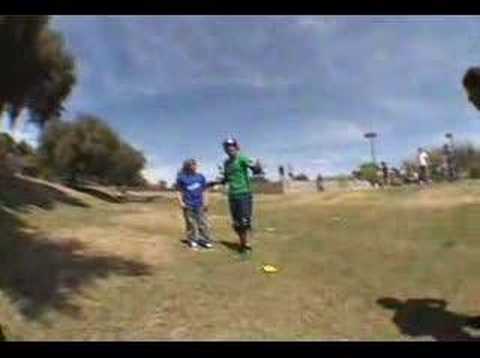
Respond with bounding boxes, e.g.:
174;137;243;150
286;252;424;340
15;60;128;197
203;205;209;213
252;159;263;174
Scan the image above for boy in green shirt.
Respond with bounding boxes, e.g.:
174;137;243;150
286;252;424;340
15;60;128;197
216;138;263;257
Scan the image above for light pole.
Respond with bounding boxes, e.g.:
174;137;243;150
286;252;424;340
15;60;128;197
364;132;378;165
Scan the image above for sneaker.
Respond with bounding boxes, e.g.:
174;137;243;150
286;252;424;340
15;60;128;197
202;241;213;249
189;240;200;250
197;238;214;249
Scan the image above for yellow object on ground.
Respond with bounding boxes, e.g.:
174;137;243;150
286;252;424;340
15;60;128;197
262;264;278;273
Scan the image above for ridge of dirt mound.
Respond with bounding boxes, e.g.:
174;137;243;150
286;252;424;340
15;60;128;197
0;174;91;209
0;174;171;206
72;184;126;203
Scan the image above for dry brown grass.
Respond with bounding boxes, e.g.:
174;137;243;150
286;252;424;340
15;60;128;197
3;178;480;340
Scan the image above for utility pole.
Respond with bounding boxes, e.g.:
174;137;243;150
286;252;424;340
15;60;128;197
364;132;378;165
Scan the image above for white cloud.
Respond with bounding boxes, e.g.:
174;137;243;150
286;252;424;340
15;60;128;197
142;165;178;185
142;157;220;185
304;118;367;147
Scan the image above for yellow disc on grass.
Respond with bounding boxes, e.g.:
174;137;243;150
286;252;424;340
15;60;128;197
262;265;278;273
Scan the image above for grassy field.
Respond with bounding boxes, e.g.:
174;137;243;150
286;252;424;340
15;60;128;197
3;175;480;340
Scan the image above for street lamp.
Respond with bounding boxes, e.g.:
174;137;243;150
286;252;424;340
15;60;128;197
364;132;378;164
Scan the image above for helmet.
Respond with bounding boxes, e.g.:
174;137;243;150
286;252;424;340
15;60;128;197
222;137;239;150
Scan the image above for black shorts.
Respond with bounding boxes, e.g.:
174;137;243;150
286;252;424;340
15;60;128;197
229;193;253;233
419;165;428;182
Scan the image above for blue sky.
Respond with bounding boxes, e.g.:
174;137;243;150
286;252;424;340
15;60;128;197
6;16;480;184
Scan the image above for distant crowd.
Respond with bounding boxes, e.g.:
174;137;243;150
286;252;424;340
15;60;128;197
351;145;458;189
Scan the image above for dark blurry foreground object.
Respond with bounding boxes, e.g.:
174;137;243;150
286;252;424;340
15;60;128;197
0;324;5;341
463;67;480;111
0;15;76;127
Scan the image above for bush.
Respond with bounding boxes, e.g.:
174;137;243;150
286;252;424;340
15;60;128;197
294;173;309;181
357;162;379;185
38;115;146;186
470;166;480;179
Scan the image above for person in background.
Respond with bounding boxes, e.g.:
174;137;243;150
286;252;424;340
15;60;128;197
417;148;431;186
381;161;389;187
316;173;324;192
442;143;456;182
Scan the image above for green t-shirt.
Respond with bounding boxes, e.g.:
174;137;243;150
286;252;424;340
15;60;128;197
224;153;255;198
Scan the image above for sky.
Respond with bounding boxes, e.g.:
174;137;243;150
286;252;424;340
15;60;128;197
7;15;480;184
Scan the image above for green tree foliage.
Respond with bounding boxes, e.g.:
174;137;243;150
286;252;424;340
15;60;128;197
16;140;34;156
426;148;445;181
451;142;480;176
38;115;146;186
357;162;380;185
0;133;16;157
0;133;39;176
0;16;76;127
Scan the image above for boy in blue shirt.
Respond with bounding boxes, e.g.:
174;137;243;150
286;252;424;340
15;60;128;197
176;159;214;250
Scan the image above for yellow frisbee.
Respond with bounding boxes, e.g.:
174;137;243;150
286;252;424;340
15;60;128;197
262;264;279;273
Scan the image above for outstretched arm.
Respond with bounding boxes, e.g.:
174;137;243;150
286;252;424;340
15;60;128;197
207;178;226;187
247;159;264;175
208;164;228;186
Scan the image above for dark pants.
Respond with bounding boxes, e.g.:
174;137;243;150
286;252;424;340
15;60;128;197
419;165;428;183
182;207;212;242
229;193;253;234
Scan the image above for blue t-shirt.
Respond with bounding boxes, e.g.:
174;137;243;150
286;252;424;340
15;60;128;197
176;173;207;209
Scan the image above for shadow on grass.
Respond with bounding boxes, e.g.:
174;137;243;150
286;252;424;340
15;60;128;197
0;175;152;321
377;297;480;341
219;240;242;253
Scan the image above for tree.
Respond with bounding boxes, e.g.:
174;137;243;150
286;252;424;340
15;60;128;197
0;133;16;173
38;115;147;186
106;142;146;186
16;140;34;156
0;16;76;128
357;162;380;185
293;173;310;181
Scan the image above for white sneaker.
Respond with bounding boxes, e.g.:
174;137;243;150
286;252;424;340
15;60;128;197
198;238;213;249
189;240;199;250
